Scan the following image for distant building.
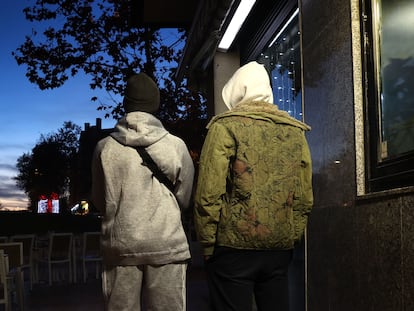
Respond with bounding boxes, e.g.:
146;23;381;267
71;118;113;212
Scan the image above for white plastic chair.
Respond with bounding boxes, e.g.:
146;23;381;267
37;233;73;286
81;232;102;283
0;249;10;311
10;234;36;290
0;242;24;311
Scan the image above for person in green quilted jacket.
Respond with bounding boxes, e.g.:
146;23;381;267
194;61;313;311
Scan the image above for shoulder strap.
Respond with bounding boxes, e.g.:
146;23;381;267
135;147;175;192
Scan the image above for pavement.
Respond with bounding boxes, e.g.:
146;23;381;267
17;264;210;311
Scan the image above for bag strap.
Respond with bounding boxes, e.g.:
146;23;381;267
135;147;175;192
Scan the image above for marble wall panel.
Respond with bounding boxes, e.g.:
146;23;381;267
307;206;359;311
307;192;414;311
356;199;403;311
301;0;357;209
300;0;414;310
401;195;414;310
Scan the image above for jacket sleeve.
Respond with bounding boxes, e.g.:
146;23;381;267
194;122;235;256
293;132;313;242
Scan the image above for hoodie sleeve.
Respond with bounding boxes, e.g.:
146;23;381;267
173;140;195;210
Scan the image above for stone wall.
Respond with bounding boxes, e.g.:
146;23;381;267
301;0;414;309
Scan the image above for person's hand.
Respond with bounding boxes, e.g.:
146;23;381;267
204;255;211;261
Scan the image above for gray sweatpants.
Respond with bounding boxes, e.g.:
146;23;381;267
102;263;187;311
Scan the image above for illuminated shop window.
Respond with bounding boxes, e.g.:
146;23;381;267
256;9;302;121
363;0;414;191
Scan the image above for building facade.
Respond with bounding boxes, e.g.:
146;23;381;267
173;0;414;310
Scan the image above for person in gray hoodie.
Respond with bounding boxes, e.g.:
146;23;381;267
91;72;195;311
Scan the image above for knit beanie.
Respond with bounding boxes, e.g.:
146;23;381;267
123;73;160;114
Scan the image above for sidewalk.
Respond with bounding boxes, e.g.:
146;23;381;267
21;264;210;311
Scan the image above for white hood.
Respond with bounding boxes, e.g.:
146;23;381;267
222;61;274;110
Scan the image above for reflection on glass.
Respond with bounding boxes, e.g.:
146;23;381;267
256;11;302;121
374;0;414;159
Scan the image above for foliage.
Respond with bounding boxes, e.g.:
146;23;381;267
13;0;207;121
40;121;82;159
14;122;81;209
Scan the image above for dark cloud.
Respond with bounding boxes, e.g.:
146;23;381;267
0;163;17;171
0;180;24;198
0;168;25;200
0;152;26;204
0;190;25;200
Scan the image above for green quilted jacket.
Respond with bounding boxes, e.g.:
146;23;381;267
194;101;313;256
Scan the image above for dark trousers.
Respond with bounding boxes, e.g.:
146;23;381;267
205;247;293;311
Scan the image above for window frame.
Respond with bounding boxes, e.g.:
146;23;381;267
361;0;414;192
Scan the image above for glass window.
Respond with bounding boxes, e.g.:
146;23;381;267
256;9;302;121
363;0;414;191
373;0;414;160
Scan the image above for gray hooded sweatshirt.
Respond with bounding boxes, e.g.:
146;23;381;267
91;112;194;265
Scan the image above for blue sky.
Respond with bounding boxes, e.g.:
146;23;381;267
0;1;116;209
